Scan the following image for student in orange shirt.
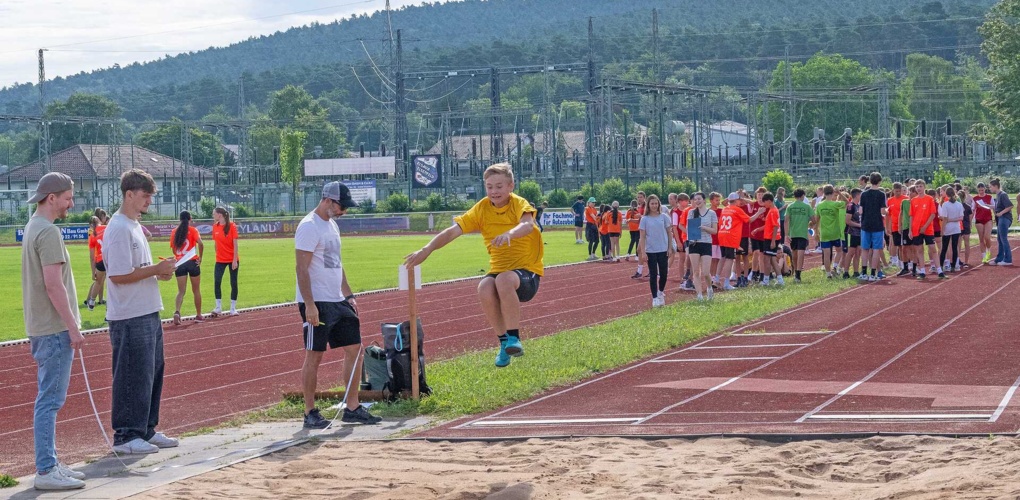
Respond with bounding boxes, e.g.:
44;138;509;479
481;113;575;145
211;207;240;316
718;192;761;289
598;204;611;261
673;193;692;290
708;192;724;286
84;215;107;311
886;182;906;268
909;181;940;279
752;193;784;285
584;197;599;260
169;210;205;324
607;201;623;262
624;199;642;261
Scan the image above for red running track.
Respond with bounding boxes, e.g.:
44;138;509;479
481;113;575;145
423;252;1020;440
0;253;743;477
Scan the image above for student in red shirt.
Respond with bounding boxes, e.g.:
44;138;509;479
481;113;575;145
751;193;784;285
211;206;240;316
708;192;724;286
909;181;940;279
169;210;205;324
973;182;995;263
85;215;107;311
607;201;623;262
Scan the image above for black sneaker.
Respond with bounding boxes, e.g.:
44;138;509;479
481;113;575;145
896;268;911;277
938;272;947;279
631;272;642;279
341;405;382;425
303;408;330;429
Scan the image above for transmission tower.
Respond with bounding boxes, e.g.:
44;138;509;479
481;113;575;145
106;122;122;205
37;49;50;172
181;121;193;208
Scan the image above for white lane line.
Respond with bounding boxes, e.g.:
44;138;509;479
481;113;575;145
807;413;992;421
691;344;809;349
796;272;1020;423
470;417;641;427
730;331;831;336
650;357;780;363
990;373;1020;422
453;280;875;430
633;259;1001;426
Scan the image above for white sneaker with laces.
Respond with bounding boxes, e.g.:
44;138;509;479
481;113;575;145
229;309;239;316
210;306;222;316
776;276;785;286
112;438;159;454
34;468;85;491
148;432;179;448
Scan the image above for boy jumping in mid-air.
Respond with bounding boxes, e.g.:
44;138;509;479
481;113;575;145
405;163;544;367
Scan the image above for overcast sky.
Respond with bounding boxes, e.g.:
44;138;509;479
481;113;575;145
0;0;451;88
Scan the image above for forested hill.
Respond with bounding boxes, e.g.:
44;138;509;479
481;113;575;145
0;0;995;118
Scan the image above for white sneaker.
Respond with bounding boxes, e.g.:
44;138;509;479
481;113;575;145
696;294;704;301
954;266;962;272
762;278;770;286
57;462;85;480
112;437;159;454
776;276;785;286
723;283;736;291
34;468;85;491
211;306;222;316
652;295;663;307
229;309;239;316
706;287;714;300
148;432;179;448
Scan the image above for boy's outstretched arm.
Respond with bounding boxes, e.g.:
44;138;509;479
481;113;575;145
405;224;465;267
490;213;536;248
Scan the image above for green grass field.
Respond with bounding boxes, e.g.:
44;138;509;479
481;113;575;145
0;229;586;342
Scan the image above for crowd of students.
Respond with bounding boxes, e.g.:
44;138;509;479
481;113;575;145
579;173;1017;308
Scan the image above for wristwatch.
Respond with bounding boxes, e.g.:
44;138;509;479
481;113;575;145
345;295;356;301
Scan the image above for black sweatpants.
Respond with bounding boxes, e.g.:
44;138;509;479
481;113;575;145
627;230;641;254
940;234;960;268
214;262;239;301
647;251;669;298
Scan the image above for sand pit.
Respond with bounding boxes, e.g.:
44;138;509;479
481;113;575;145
134;435;1020;499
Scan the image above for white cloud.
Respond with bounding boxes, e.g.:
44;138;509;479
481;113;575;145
0;0;444;88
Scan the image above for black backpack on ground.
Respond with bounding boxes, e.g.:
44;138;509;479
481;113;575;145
380;319;431;399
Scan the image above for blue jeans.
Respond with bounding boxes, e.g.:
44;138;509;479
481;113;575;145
31;331;73;474
108;312;164;445
996;217;1013;264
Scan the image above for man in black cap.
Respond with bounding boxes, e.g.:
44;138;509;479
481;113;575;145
295;181;381;428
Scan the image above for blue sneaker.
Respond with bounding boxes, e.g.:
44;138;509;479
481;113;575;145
877;270;886;280
504;335;524;357
495;339;512;368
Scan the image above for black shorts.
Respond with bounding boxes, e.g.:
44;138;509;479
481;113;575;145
750;239;767;252
737;237;750;256
720;246;737;259
574;216;583;228
763;240;780;256
608;232;621;238
843;234;861;249
688;242;712;256
892;231;903;246
901;229;911;243
962;221;972;235
934;231;942;238
911;234;935;246
174;259;201;277
299;301;361;351
95;260;106;273
486;269;542;303
790;237;808;251
585;224;599;243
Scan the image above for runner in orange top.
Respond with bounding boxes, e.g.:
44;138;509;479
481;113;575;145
718;193;753;289
886;182;907;268
625;199;641;260
169;210;205;324
597;204;611;260
84;216;107;310
606;201;624;261
909;183;939;278
584;198;599;260
211;206;240;316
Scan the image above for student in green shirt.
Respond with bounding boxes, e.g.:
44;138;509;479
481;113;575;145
784;188;816;282
815;185;851;278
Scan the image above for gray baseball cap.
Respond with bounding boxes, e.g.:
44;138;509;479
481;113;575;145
28;172;73;204
322;181;358;208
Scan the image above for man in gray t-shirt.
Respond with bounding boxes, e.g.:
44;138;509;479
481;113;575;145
990;178;1013;265
21;172;88;490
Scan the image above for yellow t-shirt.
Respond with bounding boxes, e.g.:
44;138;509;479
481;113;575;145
455;193;544;276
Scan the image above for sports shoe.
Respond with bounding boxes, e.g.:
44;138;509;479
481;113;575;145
34;468;85;490
857;273;868;280
929;265;937;274
794;277;802;283
631;272;642;279
504;335;524;357
112;438;159;454
776;276;785;286
303;408;331;429
148;432;179;448
723;283;736;291
696;294;705;301
917;272;927;280
843;272;851;280
897;268;911;277
57;462;85;480
495;340;512;367
658;291;667;304
85;298;95;311
938;272;947;279
341;405;382;425
652;296;663;308
229;309;240;316
706;287;714;299
210;306;222;316
877;271;886;280
953;266;962;272
762;277;770;286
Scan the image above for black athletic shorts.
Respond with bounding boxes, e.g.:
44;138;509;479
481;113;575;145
901;229;911;244
608;232;621;238
843;234;861;249
790;237;808;251
574;216;583;228
299;300;361;352
737;237;750;256
720;246;736;259
95;260;106;273
892;231;903;246
750;239;767;252
174;259;201;278
688;242;712;256
911;234;935;246
763;240;780;256
486;269;542;303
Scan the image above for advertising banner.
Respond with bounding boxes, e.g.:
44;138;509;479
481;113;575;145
16;225;90;242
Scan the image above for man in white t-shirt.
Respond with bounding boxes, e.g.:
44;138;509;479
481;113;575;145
296;181;380;429
103;170;177;455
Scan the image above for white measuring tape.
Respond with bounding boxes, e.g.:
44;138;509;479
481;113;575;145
316;348;364;435
76;348;131;471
